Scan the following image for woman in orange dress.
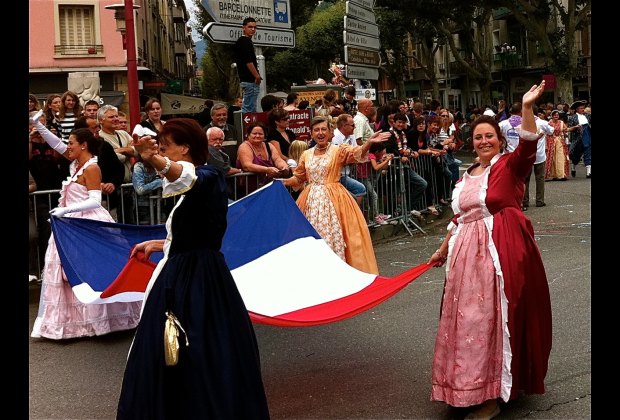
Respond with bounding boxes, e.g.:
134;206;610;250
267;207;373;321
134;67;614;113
282;116;390;274
545;110;569;180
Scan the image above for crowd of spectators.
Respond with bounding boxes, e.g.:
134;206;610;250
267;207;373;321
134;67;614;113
28;91;591;278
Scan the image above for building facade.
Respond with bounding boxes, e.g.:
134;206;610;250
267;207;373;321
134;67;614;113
379;5;591;111
29;0;197;124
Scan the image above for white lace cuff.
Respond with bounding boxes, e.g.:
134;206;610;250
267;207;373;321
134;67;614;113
515;126;541;141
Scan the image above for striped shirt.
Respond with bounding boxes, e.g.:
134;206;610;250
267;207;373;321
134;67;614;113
57;112;77;142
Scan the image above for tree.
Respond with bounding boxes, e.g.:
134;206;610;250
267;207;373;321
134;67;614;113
267;1;346;90
192;0;329;98
491;0;591;103
373;6;415;99
433;3;495;107
376;0;495;105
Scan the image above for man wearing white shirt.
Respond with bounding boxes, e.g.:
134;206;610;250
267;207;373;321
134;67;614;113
332;114;366;207
353;98;375;145
522;108;554;210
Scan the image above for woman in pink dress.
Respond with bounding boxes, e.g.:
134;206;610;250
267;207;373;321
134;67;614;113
30;112;141;339
427;82;552;419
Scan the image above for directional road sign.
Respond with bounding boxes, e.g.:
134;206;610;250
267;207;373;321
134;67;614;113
348;0;375;9
343;30;380;51
203;22;295;48
346;65;379;80
200;0;292;29
345;1;376;24
344;16;379;37
344;45;380;67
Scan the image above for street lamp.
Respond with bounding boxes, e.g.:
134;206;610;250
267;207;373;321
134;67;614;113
105;1;141;131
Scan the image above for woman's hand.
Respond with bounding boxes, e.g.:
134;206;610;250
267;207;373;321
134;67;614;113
427;250;447;267
131;239;164;260
368;131;392;143
522;80;545;108
133;134;158;161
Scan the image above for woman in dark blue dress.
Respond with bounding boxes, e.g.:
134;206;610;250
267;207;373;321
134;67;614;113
117;118;270;419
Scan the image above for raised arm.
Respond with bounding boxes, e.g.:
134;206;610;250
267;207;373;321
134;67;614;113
521;81;545;134
30;110;70;159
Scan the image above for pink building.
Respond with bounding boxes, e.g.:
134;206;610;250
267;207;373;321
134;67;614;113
29;0;196;123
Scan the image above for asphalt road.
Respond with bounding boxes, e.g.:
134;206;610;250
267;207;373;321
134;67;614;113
29;164;591;419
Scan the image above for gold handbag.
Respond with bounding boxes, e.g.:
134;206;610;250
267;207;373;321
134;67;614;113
164;310;189;366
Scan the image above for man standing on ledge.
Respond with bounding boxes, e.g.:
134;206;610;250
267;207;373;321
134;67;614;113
235;17;262;113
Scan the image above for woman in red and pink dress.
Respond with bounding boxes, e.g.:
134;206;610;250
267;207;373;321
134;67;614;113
428;82;552;419
30;113;141;340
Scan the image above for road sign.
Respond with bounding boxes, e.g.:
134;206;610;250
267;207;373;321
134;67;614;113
344;45;380;67
348;0;375;9
344;16;379;37
346;65;379;80
241;112;269;137
343;31;380;51
200;0;292;29
345;1;376;24
203;22;295;48
355;88;376;101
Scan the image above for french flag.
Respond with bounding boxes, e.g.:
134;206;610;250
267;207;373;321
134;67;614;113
51;181;432;327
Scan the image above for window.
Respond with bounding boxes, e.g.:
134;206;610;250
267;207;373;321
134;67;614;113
55;4;102;56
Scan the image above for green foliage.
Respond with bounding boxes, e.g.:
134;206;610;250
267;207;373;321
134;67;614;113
267;1;345;89
265;50;312;91
201;45;237;100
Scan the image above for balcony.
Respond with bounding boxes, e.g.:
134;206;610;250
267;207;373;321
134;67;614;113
54;44;103;56
172;6;184;22
493;52;524;69
449;61;469;75
174;40;186;56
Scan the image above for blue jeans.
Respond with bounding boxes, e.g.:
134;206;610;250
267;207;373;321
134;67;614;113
340;175;366;197
240;81;260;113
405;167;428;210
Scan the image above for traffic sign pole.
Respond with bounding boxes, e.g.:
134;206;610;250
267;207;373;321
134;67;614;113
256;47;266;112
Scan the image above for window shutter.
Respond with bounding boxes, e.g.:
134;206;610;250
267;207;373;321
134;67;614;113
59;5;94;47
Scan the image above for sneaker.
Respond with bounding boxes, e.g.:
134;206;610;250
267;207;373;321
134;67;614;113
374;214;388;225
410;209;422;217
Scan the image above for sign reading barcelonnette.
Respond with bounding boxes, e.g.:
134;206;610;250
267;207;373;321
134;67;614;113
201;0;292;28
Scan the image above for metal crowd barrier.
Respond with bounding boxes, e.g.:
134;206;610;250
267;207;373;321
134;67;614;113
29;160;453;276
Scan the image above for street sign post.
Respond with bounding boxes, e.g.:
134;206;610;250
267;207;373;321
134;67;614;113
203;22;295;48
343;30;380;51
344;16;379;37
346;65;379;80
200;0;292;28
344;46;380;67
